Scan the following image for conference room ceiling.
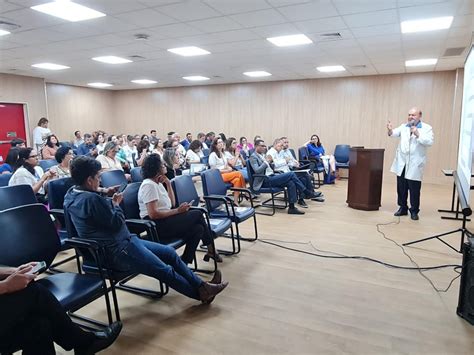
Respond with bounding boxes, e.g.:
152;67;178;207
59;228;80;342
0;0;472;90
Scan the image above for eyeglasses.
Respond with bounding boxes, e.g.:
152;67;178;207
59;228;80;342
29;155;38;159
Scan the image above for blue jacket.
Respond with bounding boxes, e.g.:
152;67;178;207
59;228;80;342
307;144;325;158
64;188;131;254
77;142;96;156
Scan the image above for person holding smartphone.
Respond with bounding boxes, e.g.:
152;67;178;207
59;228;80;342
138;154;222;263
0;263;122;354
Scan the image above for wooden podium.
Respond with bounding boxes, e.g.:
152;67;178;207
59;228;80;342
347;148;384;211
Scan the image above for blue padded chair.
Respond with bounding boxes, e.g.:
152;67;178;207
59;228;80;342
0;185;37;210
245;160;288;216
130;167;143;183
0;204;119;327
172;175;234;257
59;141;73;149
200;155;209;166
334;144;350;177
201;169;258;253
298;146;324;187
202;148;210;157
0;173;12;187
100;170;127;188
38;159;57;172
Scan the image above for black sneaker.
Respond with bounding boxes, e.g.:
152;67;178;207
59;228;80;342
297;199;308;208
394;208;408;216
75;321;122;355
288;207;305;215
410;213;419;221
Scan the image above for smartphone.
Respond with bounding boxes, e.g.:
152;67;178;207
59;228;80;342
29;261;47;274
189;199;196;205
118;182;128;193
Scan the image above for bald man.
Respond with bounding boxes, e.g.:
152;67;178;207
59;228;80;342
387;107;434;220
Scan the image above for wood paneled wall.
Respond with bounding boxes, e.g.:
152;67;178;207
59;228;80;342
112;71;461;184
0;73;47;145
46;83;114;142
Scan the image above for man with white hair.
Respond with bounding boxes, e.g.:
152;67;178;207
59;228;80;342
387;107;434;220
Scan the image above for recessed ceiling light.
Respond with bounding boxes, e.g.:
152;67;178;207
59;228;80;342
88;82;113;88
32;63;70;70
0;30;11;36
131;79;157;84
316;65;346;73
92;56;132;64
401;16;453;34
243;71;272;77
405;58;438;67
183;76;210;81
31;1;106;22
266;34;312;47
167;46;211;56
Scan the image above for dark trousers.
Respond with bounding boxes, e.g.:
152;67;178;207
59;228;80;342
0;282;94;355
397;167;422;214
263;172;307;203
151;209;213;264
295;172;314;194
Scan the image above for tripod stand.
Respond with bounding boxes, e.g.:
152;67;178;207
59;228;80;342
403;212;472;253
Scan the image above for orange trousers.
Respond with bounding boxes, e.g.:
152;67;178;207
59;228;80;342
221;171;245;188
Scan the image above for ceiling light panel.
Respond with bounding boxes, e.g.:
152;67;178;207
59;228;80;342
0;30;11;36
183;76;210;81
92;56;132;64
167;46;211;56
401;16;453;34
88;82;113;88
31;1;106;22
32;63;70;70
405;58;438;66
131;79;157;84
316;65;346;72
266;34;313;47
243;71;272;77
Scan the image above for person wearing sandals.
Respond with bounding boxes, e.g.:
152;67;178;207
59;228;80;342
138;154;222;264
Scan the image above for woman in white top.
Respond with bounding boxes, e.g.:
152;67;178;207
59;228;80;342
9;147;56;203
208;137;246;205
94;133;106;155
185;140;203;165
152;138;164;157
224;137;248;181
96;142;131;182
137;154;221;263
32;117;51;155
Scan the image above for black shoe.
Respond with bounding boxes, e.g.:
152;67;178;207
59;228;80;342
75;321;122;355
394;208;408;216
410;213;419;220
297;199;308;208
288;207;305;215
305;191;323;199
311;197;325;202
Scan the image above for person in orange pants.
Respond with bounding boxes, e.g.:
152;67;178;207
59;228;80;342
208;137;246;205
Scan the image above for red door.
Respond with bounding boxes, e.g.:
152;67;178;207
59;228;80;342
0;103;26;163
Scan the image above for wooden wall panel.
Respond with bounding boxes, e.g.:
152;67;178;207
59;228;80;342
0;73;47;145
112;71;460;184
46;83;114;142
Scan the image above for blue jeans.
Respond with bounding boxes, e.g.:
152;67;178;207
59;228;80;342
111;236;204;300
263;172;306;203
237;167;249;181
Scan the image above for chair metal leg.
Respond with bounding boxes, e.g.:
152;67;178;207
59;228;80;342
116;274;168;299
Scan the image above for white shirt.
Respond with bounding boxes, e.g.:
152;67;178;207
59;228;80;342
33;126;51;146
96;155;123;171
9;166;45;194
281;149;299;168
224;151;243;168
137;179;172;219
267;148;290;173
208;152;227;170
202;142;209;150
96;143;106;155
186;150;201;164
122;145;138;167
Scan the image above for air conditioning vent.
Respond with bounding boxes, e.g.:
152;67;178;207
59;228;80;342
0;20;21;31
318;32;342;41
129;55;146;60
350;65;367;69
443;47;466;57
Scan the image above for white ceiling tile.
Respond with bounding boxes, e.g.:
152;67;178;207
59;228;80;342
156;2;221;21
448;25;472;37
0;0;22;14
77;0;149;15
47;22;105;38
351;23;401;38
332;0;397;15
149;23;203;38
456;0;473;15
249;22;300;38
444;34;472;48
114;8;177;27
399;2;459;21
343;9;398;28
229;9;287;28
317;38;360;50
0;39;23;50
204;0;270;15
266;0;312;7
367;50;405;63
374;63;406;74
358;34;401;46
205;39;272;53
294;16;346;33
397;0;453;7
452;14;473;28
204;28;261;43
188;16;242;33
0;8;64;31
276;0;339;21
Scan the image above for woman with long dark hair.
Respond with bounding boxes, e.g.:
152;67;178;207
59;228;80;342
224;137;248;181
0;148;19;174
306;134;337;178
41;134;60;160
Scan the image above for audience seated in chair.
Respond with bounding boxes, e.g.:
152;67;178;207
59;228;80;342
249;140;320;215
267;138;324;205
138;154;221;264
236;136;254;157
163;147;183;179
224;137;248;181
0;148;19;175
64;156;228;304
185;140;204;165
306;134;337;181
76;134;98;158
8;148;56;203
0;264;122;355
41;134;60;160
208;137;246;205
49;146;73;178
97;142;131;181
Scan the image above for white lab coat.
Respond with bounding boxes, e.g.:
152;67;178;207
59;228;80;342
390;121;434;181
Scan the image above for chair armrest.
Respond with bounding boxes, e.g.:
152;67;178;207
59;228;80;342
202;195;234;217
229;187;254;207
125;219;158;242
49;208;64;216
